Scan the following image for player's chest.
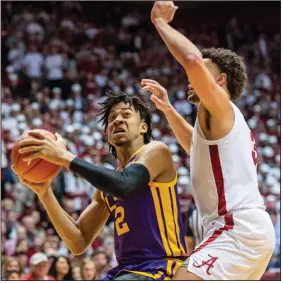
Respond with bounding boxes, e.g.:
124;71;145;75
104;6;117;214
103;193;131;236
103;194;123;212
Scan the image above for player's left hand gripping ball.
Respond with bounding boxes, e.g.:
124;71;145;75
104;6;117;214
18;130;72;167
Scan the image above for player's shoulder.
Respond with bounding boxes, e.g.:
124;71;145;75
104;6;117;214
142;141;171;155
136;141;172;163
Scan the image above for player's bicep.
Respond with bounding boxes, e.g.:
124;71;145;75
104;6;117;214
136;141;174;182
77;191;109;246
185;54;232;120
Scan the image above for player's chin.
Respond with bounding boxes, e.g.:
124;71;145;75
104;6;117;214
114;141;128;147
111;137;129;147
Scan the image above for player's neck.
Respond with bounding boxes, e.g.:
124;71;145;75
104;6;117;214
116;140;145;168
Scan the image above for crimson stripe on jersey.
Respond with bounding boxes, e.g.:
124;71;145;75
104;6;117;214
189;214;234;256
209;145;227;216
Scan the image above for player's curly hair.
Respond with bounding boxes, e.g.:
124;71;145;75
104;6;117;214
201;47;247;100
99;91;153;158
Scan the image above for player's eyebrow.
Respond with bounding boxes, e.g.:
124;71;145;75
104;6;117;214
110;107;133;113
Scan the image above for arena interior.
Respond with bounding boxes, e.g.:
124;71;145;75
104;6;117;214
1;1;280;280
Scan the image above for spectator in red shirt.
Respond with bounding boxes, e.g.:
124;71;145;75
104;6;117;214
20;253;55;281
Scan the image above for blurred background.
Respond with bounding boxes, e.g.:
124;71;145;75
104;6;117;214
1;1;280;281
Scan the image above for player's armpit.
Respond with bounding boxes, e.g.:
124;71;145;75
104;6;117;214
135;141;176;183
185;53;233;121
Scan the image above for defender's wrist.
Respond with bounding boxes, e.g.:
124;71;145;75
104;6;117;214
152;17;167;26
163;104;174;115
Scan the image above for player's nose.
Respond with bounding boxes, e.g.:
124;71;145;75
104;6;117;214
113;118;123;125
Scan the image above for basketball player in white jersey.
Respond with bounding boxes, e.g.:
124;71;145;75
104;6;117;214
141;1;275;280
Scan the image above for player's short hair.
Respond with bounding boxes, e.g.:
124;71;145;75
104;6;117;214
201;47;247;100
99;91;153;158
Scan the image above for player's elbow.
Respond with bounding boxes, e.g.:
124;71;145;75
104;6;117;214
71;249;84;256
69;242;88;255
63;231;88;255
185;53;203;69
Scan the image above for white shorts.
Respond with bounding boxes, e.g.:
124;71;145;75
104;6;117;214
182;209;275;280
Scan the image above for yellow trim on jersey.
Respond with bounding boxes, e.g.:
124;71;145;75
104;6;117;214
163;258;183;263
157;184;181;256
165;260;184;280
151;187;172;256
166;260;174;276
149;171;178;187
125;270;164;279
150;180;186;257
174;261;183;275
125;259;183;280
130;144;146;161
117;144;147;170
100;191;105;201
169;186;186;254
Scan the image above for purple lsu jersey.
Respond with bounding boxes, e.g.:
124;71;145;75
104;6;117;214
100;145;187;279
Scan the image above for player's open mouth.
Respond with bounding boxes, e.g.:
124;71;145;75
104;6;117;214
113;128;126;135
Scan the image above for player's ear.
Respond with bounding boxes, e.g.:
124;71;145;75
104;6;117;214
140;122;148;134
216;73;227;86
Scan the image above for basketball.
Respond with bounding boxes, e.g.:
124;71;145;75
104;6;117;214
11;129;62;183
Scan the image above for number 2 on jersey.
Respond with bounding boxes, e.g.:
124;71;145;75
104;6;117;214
115;206;130;236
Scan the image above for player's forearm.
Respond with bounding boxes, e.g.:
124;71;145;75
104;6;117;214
164;105;193;154
153;18;202;68
39;189;87;254
76;195;110;248
69;159;150;198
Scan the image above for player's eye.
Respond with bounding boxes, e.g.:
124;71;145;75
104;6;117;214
109;115;116;122
123;112;131;118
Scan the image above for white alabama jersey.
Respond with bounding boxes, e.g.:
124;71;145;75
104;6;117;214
190;102;265;226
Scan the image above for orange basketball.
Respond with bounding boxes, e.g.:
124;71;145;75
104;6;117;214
11;129;62;183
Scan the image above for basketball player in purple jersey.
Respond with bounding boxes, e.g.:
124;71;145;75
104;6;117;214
13;92;187;280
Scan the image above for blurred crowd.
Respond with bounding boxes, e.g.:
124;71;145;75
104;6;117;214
1;1;280;280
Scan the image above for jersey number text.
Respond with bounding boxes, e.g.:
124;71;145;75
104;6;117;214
115;206;130;236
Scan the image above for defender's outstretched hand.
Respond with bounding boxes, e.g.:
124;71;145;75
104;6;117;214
151;1;178;24
141;79;172;113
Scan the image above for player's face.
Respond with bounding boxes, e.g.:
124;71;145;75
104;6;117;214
187;58;224;104
107;102;148;147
